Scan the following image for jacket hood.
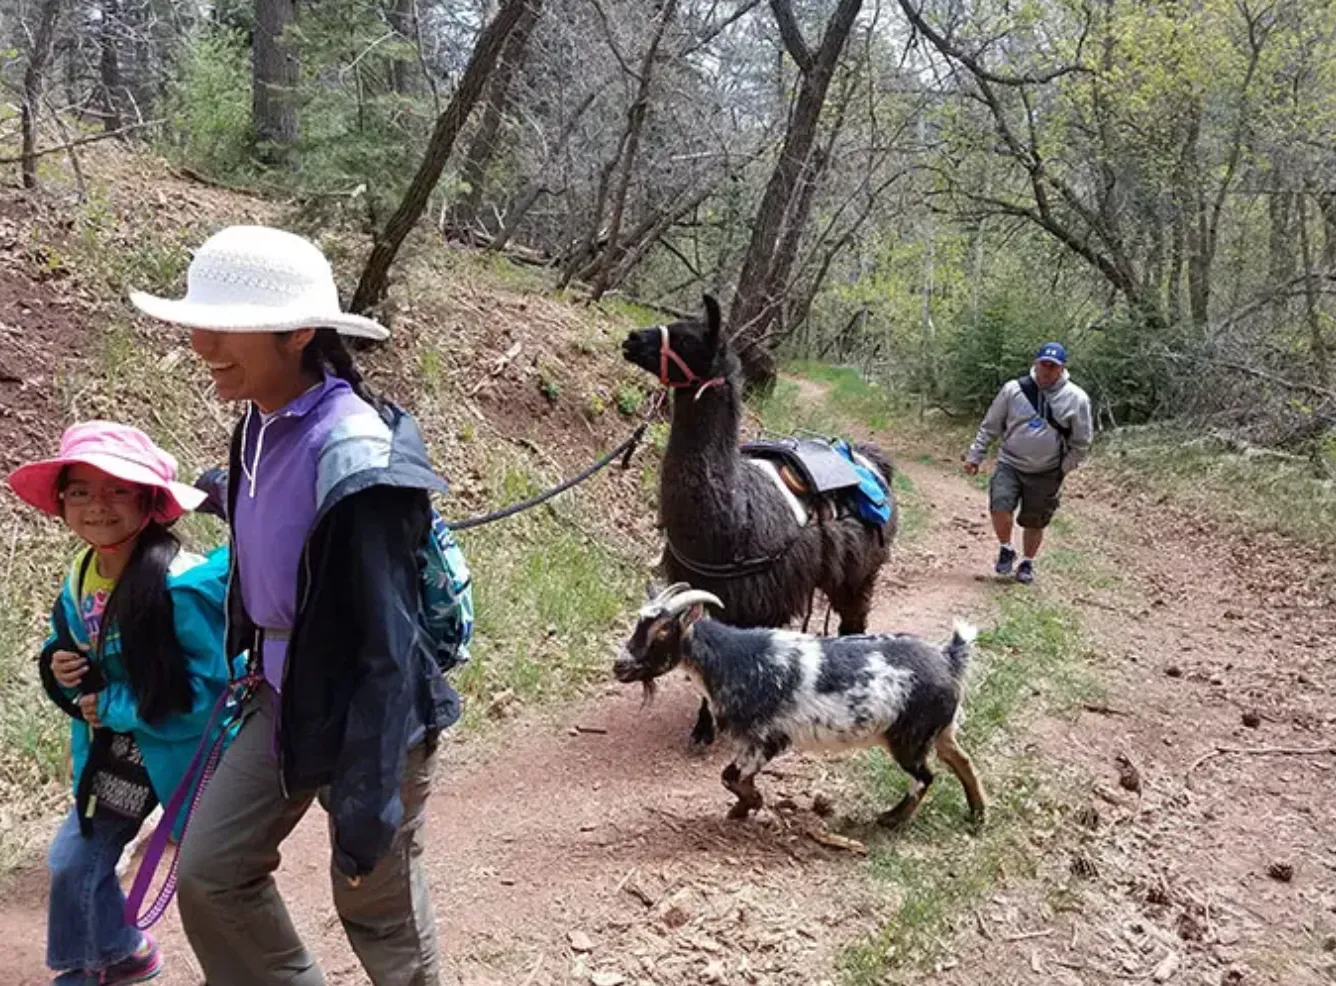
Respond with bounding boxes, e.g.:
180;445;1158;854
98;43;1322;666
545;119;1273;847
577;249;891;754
1029;365;1071;393
166;545;231;592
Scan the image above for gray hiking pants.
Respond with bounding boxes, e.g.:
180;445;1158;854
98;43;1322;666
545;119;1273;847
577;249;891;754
176;683;439;986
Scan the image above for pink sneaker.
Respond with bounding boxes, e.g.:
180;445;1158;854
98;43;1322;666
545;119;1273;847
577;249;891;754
99;933;162;985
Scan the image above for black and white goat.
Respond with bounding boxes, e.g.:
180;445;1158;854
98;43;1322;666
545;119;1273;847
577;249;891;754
614;584;986;827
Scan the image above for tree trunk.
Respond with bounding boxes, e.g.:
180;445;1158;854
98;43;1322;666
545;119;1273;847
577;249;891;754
1316;190;1336;272
1268;190;1295;326
557;151;618;289
587;0;679;300
1167;209;1184;327
253;0;300;161
387;0;418;95
486;87;599;254
1297;192;1329;386
729;0;863;390
351;0;532;314
448;0;542;239
20;0;63;189
600;182;716;294
99;0;124;133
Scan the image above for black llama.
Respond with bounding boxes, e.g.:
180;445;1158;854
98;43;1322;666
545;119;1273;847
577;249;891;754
622;295;898;744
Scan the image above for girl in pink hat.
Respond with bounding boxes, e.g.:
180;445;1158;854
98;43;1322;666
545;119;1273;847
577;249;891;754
8;421;240;986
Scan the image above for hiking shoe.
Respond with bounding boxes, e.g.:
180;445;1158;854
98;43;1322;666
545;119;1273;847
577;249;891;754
994;544;1016;576
1015;560;1035;585
99;934;162;986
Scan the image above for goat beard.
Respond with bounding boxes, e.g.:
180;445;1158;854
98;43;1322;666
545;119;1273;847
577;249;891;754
639;678;658;706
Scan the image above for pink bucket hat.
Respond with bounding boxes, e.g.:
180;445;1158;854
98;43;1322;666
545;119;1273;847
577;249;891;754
7;421;206;524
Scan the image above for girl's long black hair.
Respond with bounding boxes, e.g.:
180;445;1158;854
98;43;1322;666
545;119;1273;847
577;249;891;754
58;473;193;724
301;328;384;410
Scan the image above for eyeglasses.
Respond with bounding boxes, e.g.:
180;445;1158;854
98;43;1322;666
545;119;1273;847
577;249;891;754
60;484;143;507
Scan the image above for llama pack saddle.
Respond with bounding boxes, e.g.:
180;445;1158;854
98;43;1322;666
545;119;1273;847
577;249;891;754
740;436;891;528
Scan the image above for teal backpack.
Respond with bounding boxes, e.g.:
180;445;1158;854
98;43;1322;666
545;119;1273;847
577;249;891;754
421;511;474;672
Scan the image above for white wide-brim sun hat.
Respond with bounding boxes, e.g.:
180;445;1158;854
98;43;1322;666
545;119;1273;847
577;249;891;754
129;225;389;341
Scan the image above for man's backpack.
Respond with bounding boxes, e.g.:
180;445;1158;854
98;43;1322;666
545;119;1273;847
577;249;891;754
193;468;474;675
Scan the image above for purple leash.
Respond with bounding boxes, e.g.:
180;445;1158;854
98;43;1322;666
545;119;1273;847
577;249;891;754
124;674;258;929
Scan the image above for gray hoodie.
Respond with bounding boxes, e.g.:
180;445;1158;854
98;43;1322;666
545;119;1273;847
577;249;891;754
966;367;1093;474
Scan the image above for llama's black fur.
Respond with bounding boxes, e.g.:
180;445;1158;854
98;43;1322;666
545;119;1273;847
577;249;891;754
622;295;897;744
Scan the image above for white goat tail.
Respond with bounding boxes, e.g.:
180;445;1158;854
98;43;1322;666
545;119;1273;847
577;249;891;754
951;620;979;645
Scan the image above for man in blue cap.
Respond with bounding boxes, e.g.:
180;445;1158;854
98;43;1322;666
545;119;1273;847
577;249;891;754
964;342;1093;584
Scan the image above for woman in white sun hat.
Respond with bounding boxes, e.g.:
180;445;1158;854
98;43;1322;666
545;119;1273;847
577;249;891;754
131;225;459;986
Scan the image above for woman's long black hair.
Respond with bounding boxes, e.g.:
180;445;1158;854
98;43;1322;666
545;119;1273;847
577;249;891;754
301;328;384;409
58;472;193;724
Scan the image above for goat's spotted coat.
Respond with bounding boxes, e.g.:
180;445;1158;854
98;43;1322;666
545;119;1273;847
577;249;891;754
616;587;987;826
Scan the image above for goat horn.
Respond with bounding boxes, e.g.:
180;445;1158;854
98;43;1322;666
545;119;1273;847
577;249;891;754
644;581;690;608
640;581;693;617
663;590;724;618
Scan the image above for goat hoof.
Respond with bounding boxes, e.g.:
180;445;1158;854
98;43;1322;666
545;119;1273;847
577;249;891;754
877;804;915;830
690;728;716;748
727;801;758;821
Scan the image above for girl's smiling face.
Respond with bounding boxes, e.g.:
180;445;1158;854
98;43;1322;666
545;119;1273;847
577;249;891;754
60;464;149;549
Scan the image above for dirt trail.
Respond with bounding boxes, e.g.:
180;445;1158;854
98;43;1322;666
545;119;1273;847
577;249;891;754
2;439;1332;985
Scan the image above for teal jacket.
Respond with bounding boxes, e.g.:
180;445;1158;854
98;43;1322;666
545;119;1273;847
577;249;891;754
42;546;241;835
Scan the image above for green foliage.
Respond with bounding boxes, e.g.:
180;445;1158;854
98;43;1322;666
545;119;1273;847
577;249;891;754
538;368;561;401
452;464;641;718
161;27;253;177
284;0;432;221
419;348;445;394
615;385;644;417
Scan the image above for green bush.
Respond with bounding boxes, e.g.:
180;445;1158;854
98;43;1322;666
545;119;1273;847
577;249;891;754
161;28;253;178
942;294;1070;413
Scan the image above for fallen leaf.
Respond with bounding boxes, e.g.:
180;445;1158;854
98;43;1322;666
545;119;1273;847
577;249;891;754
1267;861;1294;882
1152;951;1181;983
1116;754;1143;794
569;930;594;953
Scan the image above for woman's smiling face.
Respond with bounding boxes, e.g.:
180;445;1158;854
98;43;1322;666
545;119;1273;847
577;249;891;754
189;328;315;410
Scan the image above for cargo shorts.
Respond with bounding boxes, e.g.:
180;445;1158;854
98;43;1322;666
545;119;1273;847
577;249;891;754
990;461;1064;529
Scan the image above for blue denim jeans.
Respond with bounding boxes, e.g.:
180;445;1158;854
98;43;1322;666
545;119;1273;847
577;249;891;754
46;809;143;978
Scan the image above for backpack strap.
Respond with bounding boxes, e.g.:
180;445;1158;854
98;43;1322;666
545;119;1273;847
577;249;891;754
1017;375;1072;442
39;551;101;720
39;601;86;720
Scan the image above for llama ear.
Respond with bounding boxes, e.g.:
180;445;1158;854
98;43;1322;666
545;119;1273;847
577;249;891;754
702;294;722;350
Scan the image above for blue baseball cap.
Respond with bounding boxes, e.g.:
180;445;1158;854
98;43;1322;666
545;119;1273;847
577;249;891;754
1035;342;1067;366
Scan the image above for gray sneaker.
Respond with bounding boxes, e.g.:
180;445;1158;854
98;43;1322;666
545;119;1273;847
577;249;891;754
995;545;1016;575
1015;559;1035;585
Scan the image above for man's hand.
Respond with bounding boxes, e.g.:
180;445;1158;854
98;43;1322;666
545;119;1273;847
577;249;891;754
78;693;102;728
963;461;980;476
51;650;88;689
